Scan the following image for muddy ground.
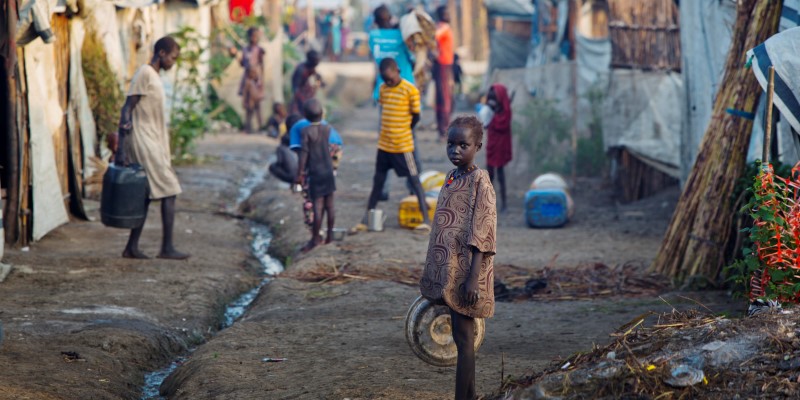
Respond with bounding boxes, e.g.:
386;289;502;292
0;105;744;399
158;107;741;399
0;134;270;399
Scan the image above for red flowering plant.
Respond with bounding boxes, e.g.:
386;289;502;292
727;162;800;302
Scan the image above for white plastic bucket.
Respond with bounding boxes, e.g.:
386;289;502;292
531;173;569;190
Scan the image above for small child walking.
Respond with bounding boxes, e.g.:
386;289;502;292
420;116;497;400
295;99;337;252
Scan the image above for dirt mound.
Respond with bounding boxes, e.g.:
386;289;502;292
496;309;800;399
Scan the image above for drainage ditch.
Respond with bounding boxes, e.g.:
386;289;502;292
140;167;283;399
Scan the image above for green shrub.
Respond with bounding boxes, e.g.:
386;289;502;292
82;28;124;151
514;99;572;175
725;161;793;298
169;26;209;161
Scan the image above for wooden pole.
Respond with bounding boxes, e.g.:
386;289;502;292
306;0;315;50
4;0;19;245
462;0;473;59
762;66;775;166
569;0;578;184
266;0;282;37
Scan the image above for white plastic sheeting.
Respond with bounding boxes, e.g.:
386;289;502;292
68;19;97;182
82;0;127;88
749;27;800;137
24;40;70;241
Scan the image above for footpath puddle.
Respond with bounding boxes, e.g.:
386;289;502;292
140;166;283;399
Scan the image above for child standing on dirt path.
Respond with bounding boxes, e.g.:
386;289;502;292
242;65;265;133
351;58;430;234
420;116;497;400
295;99;337;252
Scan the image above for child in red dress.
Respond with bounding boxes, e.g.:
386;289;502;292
485;84;512;212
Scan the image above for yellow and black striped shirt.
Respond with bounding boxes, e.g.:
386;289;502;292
378;79;421;153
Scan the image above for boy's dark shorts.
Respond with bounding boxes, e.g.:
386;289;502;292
375;149;419;178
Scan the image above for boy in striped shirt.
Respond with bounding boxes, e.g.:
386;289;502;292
352;58;431;233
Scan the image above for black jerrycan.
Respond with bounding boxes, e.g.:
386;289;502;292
101;163;149;229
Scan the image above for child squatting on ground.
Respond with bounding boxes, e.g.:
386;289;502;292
419;116;497;400
268;114;302;184
295;99;337;252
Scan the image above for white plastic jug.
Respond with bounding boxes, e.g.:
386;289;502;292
368;209;387;232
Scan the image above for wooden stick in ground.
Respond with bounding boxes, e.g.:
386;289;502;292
651;0;782;283
762;66;775;166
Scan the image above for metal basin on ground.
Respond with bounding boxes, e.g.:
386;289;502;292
405;295;485;367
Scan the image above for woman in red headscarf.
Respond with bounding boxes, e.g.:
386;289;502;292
485;83;512;212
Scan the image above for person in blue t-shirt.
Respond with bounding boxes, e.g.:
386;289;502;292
289;111;344;173
289;117;343;150
368;5;415;101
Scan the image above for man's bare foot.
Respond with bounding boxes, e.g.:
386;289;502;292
122;248;150;259
157;249;191;260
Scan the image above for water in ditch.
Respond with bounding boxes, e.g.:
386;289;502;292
140;167;282;399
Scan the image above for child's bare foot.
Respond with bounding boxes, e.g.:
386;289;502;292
122;248;150;259
157;249;191;260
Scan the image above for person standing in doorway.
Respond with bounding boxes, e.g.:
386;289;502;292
116;36;190;260
434;5;455;141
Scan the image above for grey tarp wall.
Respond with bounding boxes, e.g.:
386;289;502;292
602;70;683;176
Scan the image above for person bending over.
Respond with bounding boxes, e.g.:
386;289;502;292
269;114;302;184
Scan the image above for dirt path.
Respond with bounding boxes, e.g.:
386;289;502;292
0;134;271;400
159;107;741;399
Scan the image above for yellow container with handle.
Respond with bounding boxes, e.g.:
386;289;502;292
398;195;437;229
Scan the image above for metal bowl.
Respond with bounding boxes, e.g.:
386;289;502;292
331;228;347;241
405;295;485;367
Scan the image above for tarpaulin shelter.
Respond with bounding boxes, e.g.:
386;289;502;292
2;3;83;246
484;0;534;72
681;0;800;181
484;0;684;202
749;27;800;137
1;0;225;247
